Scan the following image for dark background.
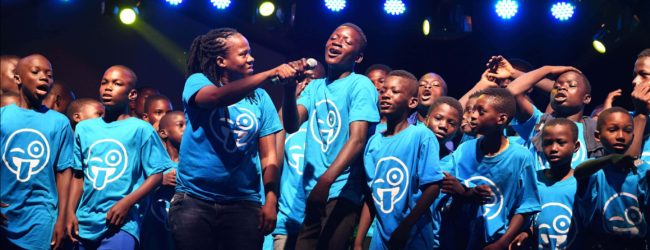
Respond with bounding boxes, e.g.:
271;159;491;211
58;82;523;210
2;0;649;113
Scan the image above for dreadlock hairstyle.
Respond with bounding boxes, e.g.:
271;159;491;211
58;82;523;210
186;28;257;102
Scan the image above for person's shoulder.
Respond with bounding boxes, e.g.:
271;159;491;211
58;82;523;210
409;124;437;139
506;141;533;157
125;117;154;129
186;73;209;83
75;117;102;131
347;73;374;87
46;108;70;123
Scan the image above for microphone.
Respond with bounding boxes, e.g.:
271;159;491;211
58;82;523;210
271;58;318;86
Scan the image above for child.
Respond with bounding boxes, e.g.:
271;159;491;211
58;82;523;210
574;107;648;249
43;82;76;114
0;54;72;250
365;64;391;92
442;88;540;249
141;111;185;250
0;91;20;107
66;98;105;130
0;55;19;95
409;72;447;125
506;66;603;171
66;65;171;249
281;23;380;249
142;94;173;130
130;86;159;118
171;28;295;250
359;70;443;249
512;118;580;249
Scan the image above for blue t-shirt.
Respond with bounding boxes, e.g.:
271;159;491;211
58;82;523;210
431;153;456;248
363;124;444;249
511;106;589;170
0;104;73;250
297;73;380;203
274;123;308;236
141;161;178;250
73;117;171;241
534;172;578;250
578;161;649;239
450;138;541;247
177;73;282;203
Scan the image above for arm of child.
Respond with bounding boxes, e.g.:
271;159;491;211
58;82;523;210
354;198;375;250
259;133;280;235
66;170;84;242
388;182;442;249
509;225;534;249
307;121;369;205
484;213;529;250
106;173;162;227
627;83;650;157
192;63;298;109
281;85;308;134
459;70;498;109
51;168;71;249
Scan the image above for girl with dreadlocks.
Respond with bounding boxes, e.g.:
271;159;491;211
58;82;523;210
169;28;301;250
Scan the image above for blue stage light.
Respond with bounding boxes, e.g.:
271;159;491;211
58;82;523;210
384;0;405;16
325;0;346;12
211;0;231;10
495;0;518;20
166;0;182;6
551;2;574;21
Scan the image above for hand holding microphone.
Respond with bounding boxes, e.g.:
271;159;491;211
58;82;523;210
271;58;318;86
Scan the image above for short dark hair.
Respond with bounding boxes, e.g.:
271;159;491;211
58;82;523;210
428;96;463;122
597;107;631;131
339;23;367;52
474;88;517;124
543;118;579;141
420;72;448;96
66;98;102;123
387;70;418;97
144;94;172;113
159;111;184;130
638;48;650;58
559;70;591;95
365;64;391;76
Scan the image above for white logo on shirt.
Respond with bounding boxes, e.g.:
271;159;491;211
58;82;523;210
464;176;503;220
210;106;259;153
85;139;128;190
285;128;306;175
310;99;341;152
371;156;409;214
538;202;576;249
2;129;50;182
602;192;646;236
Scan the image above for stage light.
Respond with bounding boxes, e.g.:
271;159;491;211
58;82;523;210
422;18;431;36
384;0;406;16
592;25;613;54
551;2;574;21
211;0;231;10
119;7;137;25
165;0;182;6
259;2;275;17
495;0;518;20
325;0;346;12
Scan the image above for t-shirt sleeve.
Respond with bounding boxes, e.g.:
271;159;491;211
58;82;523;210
514;151;542;215
511;105;543;143
140;127;173;176
417;135;444;188
55;122;74;171
182;73;214;107
258;90;283;137
349;77;380;123
73;130;83;171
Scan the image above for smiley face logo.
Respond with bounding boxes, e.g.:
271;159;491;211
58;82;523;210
371;157;409;214
285;128;307;175
210;106;259;153
84;139;128;190
464;176;503;220
538;202;577;249
2;129;50;182
310;99;341;152
602;192;646;236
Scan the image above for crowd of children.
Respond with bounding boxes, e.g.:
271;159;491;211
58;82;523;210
1;23;649;250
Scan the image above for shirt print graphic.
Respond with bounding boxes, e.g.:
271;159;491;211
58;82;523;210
2;128;50;182
85;139;128;190
372;156;409;214
210;105;259;153
310;99;341;152
464;176;504;220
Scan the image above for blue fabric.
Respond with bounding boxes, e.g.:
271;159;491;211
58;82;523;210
177;73;282;203
73;117;171;241
76;230;136;250
578;161;649;238
297;73;380;204
274;123;308;236
141;161;178;250
534;173;578;250
0;104;73;250
511;106;589;170
450;138;541;247
363;125;443;249
431;153;456;248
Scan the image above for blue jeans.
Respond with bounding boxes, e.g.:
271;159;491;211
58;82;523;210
168;193;263;250
75;230;136;250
